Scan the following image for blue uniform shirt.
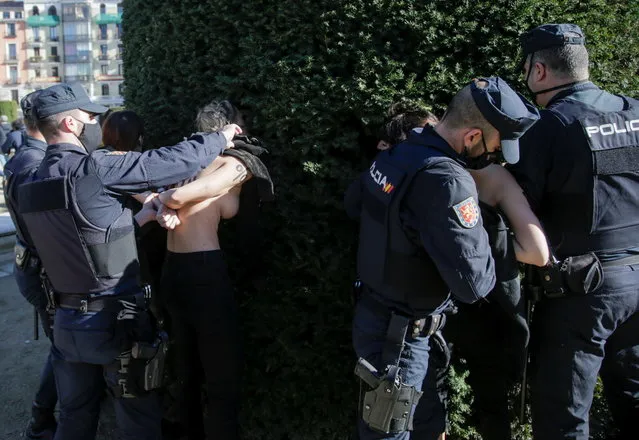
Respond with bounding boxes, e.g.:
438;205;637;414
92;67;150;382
346;126;496;306
37;132;227;229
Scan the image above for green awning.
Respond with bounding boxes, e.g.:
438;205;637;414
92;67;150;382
94;13;122;25
26;15;60;27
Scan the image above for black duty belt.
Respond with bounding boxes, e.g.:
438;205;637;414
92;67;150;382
601;254;639;268
55;293;143;313
359;292;446;338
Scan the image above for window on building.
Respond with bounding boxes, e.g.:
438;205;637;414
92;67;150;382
51;46;58;57
100;4;106;14
8;43;16;60
7;23;16;37
118;63;123;75
99;24;107;39
11;90;19;103
117;3;123;15
118;83;124;96
32;6;39;16
102;84;109;96
48;6;57;16
33;27;40;41
52;66;59;77
100;44;107;57
2;12;10;19
15;11;22;19
9;66;18;82
117;45;123;59
116;23;123;39
49;26;58;41
101;64;108;75
34;47;41;57
35;68;41;78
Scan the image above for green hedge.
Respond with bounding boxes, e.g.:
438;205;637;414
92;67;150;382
0;101;18;122
122;1;639;438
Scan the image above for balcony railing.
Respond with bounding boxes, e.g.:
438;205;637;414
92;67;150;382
29;76;61;84
49;36;60;42
97;33;108;41
29;56;44;63
65;54;91;63
5;78;19;85
63;34;90;42
4;56;19;64
95;74;123;81
5;33;17;39
64;75;91;82
49;55;60;62
62;14;90;22
98;54;109;61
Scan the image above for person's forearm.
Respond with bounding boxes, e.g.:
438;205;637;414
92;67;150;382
512;224;550;267
159;161;250;208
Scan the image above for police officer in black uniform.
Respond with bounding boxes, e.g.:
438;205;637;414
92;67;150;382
345;77;539;440
17;83;240;440
509;23;639;440
3;90;59;439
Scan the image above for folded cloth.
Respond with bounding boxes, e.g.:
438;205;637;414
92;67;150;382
223;135;274;201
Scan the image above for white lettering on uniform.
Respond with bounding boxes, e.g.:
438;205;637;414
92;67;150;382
585;119;639;137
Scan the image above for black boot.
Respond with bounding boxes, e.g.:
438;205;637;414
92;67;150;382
25;404;57;440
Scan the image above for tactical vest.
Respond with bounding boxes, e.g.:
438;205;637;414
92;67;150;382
3;141;45;251
357;143;451;311
18;159;139;295
542;95;639;256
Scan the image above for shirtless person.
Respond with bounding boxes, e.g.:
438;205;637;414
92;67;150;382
157;101;270;440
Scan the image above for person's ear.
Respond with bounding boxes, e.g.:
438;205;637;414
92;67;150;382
59;114;78;134
462;128;482;148
532;61;547;82
376;140;391;151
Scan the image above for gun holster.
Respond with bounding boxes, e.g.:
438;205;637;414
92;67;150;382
14;241;30;270
538;252;604;298
355;357;423;434
131;330;169;391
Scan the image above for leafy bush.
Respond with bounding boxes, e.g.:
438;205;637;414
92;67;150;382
0;101;18;122
122;0;639;437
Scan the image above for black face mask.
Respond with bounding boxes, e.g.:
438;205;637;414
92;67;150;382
75;118;103;153
462;136;503;170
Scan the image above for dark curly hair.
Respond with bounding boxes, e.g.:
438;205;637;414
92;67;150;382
378;100;439;145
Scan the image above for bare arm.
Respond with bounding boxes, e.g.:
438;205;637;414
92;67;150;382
472;165;549;267
158;156;251;209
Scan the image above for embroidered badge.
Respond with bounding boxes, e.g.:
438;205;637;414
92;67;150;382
106;151;127;156
452;197;479;228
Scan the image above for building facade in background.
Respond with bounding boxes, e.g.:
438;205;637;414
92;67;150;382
0;0;123;108
0;1;28;102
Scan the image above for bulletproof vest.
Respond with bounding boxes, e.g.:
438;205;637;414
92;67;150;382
357;142;451;311
542;95;639;256
3;140;45;251
18;156;139;295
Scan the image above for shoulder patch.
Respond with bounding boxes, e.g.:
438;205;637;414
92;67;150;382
452;197;479;228
106;151;127;156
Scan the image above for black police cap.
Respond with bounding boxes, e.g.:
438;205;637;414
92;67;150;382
520;23;585;55
20;90;43;121
33;83;108;120
471;77;540;164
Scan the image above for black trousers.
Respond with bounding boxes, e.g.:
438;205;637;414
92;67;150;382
161;250;242;440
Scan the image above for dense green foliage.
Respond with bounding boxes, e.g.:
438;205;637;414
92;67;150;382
122;1;639;438
0;101;18;122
